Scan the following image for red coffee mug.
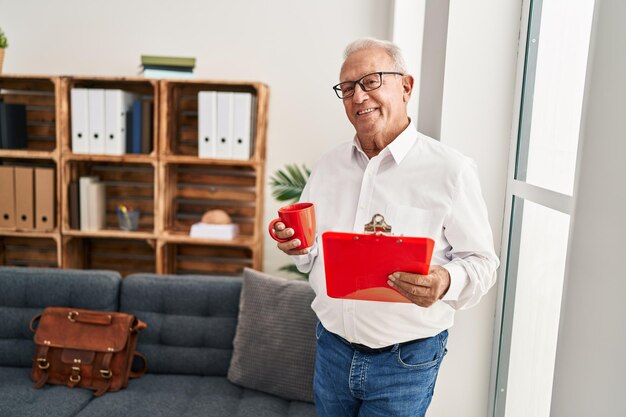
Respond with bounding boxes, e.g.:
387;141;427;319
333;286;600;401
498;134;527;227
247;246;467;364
268;202;316;250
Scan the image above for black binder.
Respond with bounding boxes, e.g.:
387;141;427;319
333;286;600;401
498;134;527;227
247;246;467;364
0;102;28;149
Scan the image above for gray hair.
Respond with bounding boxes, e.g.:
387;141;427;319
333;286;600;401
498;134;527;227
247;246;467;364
343;38;407;73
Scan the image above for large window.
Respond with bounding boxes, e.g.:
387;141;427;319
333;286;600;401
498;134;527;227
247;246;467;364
492;0;595;416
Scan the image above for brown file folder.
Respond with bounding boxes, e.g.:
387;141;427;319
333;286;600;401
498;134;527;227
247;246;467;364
14;167;34;230
0;166;16;229
35;167;55;231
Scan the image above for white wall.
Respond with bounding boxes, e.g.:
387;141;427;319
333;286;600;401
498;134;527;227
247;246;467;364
434;1;521;416
0;0;390;275
551;1;626;416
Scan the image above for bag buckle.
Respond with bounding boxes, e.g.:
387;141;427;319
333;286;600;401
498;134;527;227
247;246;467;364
70;366;81;383
37;358;50;370
100;369;113;379
67;311;79;322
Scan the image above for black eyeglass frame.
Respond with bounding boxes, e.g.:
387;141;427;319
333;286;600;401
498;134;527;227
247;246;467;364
332;71;404;99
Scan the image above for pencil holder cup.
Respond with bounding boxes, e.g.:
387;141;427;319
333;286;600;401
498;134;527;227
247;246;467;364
117;208;140;231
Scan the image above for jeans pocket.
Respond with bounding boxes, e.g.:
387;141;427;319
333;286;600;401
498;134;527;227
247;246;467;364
395;335;443;370
315;321;326;340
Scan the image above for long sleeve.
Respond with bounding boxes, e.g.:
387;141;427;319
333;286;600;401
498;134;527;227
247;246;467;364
440;161;500;310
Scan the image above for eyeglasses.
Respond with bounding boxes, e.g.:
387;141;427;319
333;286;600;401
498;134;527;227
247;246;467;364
332;71;404;99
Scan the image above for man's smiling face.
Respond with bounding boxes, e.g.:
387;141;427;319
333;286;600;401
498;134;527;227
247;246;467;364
339;47;411;144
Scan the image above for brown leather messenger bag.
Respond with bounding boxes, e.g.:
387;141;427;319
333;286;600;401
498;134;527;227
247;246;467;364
29;307;147;396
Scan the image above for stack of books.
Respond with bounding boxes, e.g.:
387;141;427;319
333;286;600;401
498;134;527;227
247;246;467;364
140;55;196;79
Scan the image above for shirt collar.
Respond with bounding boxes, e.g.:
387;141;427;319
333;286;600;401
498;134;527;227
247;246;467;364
351;121;418;165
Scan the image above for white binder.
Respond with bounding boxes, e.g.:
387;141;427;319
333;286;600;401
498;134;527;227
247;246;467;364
232;92;253;160
198;91;217;159
71;88;90;154
79;176;98;231
216;92;233;159
88;89;106;154
104;90;134;155
91;181;107;230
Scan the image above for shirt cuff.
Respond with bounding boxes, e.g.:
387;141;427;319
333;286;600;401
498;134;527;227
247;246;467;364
441;262;469;301
290;241;318;266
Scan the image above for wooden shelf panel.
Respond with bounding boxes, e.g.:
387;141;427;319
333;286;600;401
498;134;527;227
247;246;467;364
0;76;59;153
60;77;159;156
161;231;255;247
0;75;57;91
160;80;266;160
64;236;156;277
63;229;156;240
67;77;158;95
163;163;258;239
162;241;253;275
0;236;59;268
63;153;157;164
0;230;60;239
0;150;57;160
161;154;258;167
64;160;156;233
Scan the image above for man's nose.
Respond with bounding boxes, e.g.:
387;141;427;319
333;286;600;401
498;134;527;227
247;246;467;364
352;82;369;103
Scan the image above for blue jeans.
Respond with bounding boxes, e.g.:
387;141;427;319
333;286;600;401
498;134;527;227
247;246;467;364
314;322;448;417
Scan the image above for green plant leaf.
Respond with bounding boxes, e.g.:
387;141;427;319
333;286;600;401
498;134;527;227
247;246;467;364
0;28;8;49
278;263;309;279
269;163;310;203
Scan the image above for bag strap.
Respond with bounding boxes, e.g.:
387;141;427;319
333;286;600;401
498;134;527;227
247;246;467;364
131;318;147;334
94;352;114;397
32;344;50;389
29;313;42;334
130;352;148;379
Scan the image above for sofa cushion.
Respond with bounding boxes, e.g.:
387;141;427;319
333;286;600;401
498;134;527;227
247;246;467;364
120;273;241;376
227;268;317;403
73;374;316;417
0;267;121;367
0;366;94;417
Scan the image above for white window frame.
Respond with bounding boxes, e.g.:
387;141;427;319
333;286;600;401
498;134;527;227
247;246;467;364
489;0;595;415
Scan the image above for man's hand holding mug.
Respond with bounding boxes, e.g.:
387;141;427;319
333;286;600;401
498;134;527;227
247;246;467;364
269;202;316;256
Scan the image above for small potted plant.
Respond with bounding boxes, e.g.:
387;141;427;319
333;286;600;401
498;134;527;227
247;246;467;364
0;28;7;73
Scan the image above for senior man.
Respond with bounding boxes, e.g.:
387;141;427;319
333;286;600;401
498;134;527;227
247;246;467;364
271;38;499;417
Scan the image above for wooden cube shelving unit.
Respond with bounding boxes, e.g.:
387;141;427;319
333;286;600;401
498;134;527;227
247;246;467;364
0;75;268;276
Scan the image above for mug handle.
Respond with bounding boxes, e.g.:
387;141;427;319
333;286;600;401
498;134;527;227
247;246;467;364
268;218;290;243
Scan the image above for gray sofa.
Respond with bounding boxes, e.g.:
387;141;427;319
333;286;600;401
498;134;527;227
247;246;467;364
0;267;316;417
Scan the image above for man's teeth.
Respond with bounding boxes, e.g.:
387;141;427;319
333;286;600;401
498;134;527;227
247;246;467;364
357;108;376;115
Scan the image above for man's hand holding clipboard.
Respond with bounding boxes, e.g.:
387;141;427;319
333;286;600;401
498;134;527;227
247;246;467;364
387;266;451;307
322;214;449;305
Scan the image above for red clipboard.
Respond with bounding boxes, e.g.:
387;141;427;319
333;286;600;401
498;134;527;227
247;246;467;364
322;215;434;303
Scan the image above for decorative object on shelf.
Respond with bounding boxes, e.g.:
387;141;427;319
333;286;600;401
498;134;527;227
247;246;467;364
0;28;7;74
269;164;311;278
201;209;232;224
117;205;140;231
190;209;239;240
140;55;195;79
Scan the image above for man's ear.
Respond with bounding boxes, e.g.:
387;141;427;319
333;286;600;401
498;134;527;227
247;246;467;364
402;75;415;102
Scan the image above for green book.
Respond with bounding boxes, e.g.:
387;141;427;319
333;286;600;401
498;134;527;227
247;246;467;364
141;55;196;68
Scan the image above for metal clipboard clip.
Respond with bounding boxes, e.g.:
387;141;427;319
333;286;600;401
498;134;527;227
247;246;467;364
363;213;392;235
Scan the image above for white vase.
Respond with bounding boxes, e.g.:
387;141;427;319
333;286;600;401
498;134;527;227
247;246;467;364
0;48;4;74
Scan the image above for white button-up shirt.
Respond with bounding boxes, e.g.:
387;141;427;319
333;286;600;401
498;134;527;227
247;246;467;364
292;123;499;348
